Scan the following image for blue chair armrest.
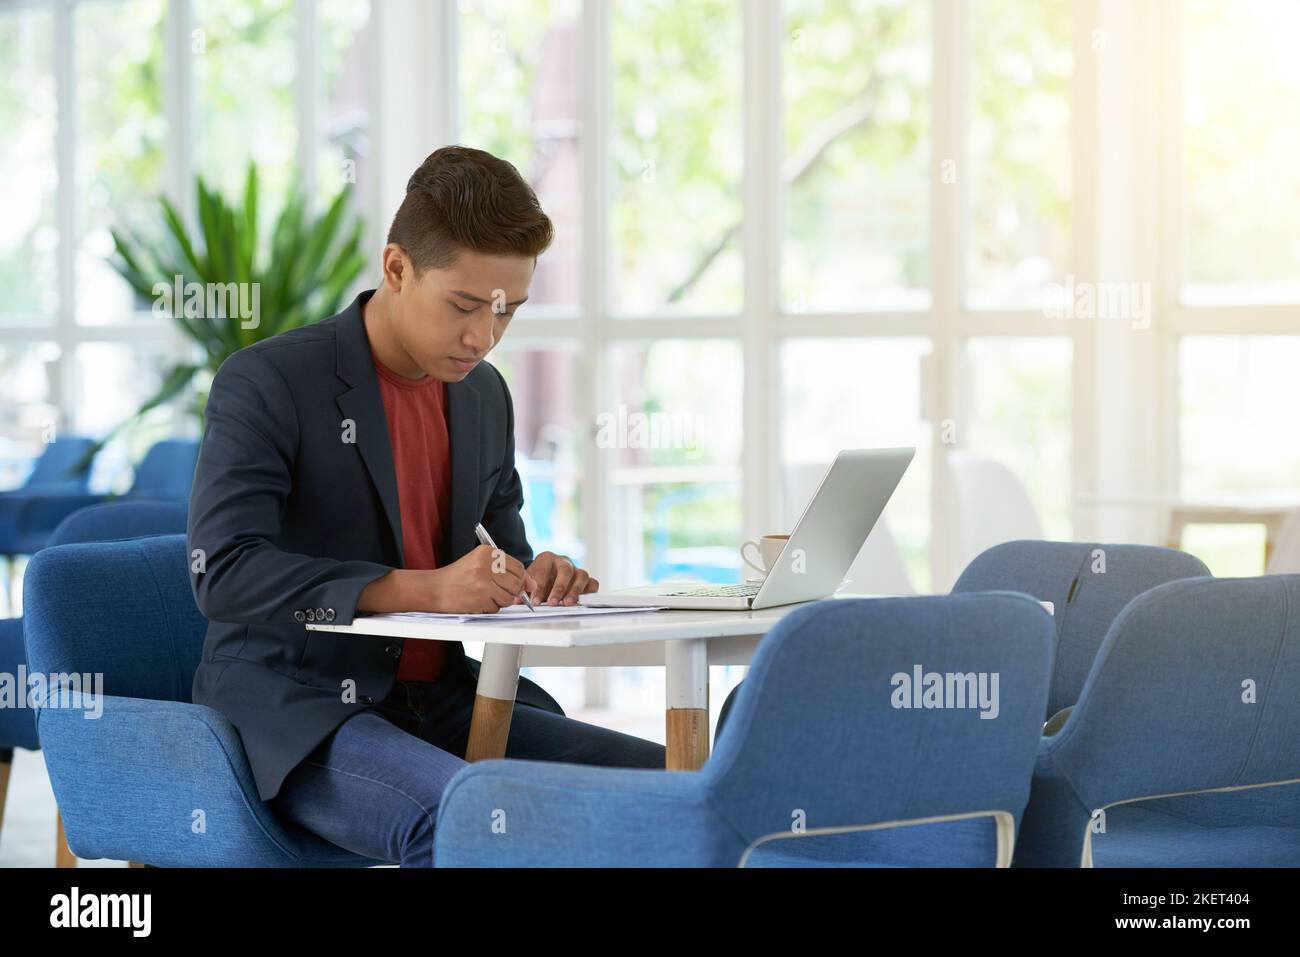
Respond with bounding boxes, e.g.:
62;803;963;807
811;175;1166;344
0;493;107;542
1015;744;1094;867
37;694;377;867
435;760;747;867
0;616;38;751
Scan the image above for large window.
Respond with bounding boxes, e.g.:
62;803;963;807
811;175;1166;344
609;0;743;316
966;0;1072;309
458;0;581;312
451;0;1079;604
1181;0;1300;304
1170;1;1300;576
0;5;57;324
0;0;370;489
781;0;931;312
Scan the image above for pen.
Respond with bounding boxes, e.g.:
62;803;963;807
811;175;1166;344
473;522;536;611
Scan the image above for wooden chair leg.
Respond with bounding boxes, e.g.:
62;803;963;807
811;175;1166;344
0;748;12;840
56;812;77;868
2;555;13;616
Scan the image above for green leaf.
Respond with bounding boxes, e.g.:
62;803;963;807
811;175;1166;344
102;162;367;437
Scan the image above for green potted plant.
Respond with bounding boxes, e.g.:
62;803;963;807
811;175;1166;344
82;164;367;465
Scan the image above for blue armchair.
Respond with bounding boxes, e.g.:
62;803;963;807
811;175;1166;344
1015;573;1300;867
0;437;98;594
1;501;189;864
951;540;1211;721
434;593;1054;867
1;436;95;495
0;438;199;589
126;438;199;501
714;539;1211;741
22;533;379;867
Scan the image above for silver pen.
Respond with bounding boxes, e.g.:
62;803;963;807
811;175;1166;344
473;522;536;611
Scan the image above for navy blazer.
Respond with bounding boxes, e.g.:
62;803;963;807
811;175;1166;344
188;290;560;801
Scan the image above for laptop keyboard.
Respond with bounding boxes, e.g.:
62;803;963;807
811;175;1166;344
658;583;761;597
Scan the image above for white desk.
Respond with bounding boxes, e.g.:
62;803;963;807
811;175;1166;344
1077;493;1300;567
309;603;809;770
308;595;1054;771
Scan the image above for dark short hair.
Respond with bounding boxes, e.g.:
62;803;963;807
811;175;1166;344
386;145;554;272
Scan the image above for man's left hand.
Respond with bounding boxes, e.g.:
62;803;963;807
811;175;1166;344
523;551;599;606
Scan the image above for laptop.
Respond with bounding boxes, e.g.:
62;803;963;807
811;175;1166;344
579;447;915;611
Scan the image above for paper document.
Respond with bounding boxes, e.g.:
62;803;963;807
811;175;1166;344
376;605;664;623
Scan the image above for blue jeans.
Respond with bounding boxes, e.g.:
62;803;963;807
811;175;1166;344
270;670;666;866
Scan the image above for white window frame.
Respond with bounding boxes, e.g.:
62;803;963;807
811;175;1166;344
4;0;1107;587
1;0;346;445
432;0;1102;590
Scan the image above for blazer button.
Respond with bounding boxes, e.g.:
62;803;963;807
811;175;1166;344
385;644;401;659
315;607;325;620
325;608;336;621
305;609;316;622
294;610;306;623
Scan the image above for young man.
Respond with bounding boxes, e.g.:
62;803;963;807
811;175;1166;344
187;146;664;867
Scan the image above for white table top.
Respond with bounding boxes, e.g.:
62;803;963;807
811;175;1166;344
307;594;1054;647
1076;493;1300;515
306;602;805;647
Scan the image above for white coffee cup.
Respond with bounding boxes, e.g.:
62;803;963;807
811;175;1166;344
741;534;790;580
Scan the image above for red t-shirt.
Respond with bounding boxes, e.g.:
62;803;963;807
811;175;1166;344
373;354;452;681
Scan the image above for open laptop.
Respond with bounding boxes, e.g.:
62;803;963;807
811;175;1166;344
579;447;915;611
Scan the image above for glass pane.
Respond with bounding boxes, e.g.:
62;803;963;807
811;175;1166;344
0;342;60;488
781;0;931;312
194;0;297;202
1182;1;1300;302
609;0;742;316
0;7;57;323
960;337;1072;540
1179;336;1300;575
602;340;743;585
487;345;584;561
458;0;581;312
780;338;933;591
318;0;370;204
966;0;1072;309
73;341;187;493
75;0;168;326
1179;337;1300;497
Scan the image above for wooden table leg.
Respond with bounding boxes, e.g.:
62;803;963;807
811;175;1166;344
1264;517;1284;571
56;812;77;868
1165;513;1186;552
0;749;11;836
665;638;709;771
465;643;522;762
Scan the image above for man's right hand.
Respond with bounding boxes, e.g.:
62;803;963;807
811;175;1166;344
428;544;536;613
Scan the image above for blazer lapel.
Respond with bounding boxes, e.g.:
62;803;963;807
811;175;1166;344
333;292;404;561
447;375;481;563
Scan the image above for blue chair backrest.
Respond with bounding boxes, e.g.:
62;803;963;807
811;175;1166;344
24;535;207;703
23;436;95;492
127;439;199;500
702;594;1054;849
952;541;1210;717
48;500;188;547
1055;574;1300;810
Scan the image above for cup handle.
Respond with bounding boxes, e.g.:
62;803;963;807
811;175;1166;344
741;540;766;575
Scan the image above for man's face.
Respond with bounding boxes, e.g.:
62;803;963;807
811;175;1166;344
387;247;534;381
